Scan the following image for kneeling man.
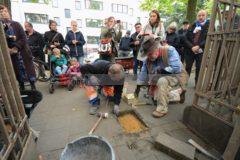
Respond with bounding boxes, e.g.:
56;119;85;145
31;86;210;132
135;36;187;118
80;60;125;116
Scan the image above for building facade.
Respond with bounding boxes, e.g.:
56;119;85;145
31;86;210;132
11;0;149;49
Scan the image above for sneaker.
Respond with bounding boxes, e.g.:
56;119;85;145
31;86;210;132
89;106;99;115
152;111;167;118
113;105;120;116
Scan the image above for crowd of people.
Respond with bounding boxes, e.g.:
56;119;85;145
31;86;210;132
0;3;210;118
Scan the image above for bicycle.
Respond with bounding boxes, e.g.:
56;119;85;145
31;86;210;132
33;57;51;82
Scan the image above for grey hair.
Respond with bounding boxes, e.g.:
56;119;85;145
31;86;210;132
108;64;125;80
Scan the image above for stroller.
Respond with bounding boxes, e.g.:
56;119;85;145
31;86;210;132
48;47;72;94
67;58;83;91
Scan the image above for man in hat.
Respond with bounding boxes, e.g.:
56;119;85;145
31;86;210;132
134;36;187;118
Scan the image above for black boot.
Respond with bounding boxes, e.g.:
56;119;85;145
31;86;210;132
30;81;36;90
19;84;25;91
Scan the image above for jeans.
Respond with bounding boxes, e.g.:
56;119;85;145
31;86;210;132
55;65;68;75
133;57;142;75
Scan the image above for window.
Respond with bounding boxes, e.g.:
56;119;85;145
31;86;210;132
122;5;128;14
66;27;72;32
122;22;127;30
137;17;141;22
54;17;60;26
22;0;45;3
112;4;128;14
25;13;48;24
52;0;58;7
77;19;82;28
129;8;133;16
65;9;71;18
117;4;123;13
87;36;99;44
86;18;103;28
128;23;133;30
75;1;81;10
112;3;117;12
85;0;103;10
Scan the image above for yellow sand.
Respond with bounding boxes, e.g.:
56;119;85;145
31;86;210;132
118;113;146;133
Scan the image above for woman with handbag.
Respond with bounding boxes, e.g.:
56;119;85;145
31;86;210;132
43;20;65;54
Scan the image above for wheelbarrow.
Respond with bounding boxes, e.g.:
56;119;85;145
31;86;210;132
60;135;115;160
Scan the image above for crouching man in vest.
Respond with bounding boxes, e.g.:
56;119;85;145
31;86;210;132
134;36;188;118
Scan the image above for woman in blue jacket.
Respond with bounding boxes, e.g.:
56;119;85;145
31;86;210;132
65;20;86;65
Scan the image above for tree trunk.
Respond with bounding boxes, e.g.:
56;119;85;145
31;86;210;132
186;0;198;23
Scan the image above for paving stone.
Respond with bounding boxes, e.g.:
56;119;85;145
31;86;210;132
68;112;98;136
45;114;71;131
138;153;158;160
67;132;88;143
160;121;185;132
155;132;196;160
36;127;69;153
40;148;63;160
153;149;175;160
114;145;138;160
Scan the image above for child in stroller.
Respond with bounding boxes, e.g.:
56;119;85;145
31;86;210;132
50;48;68;75
49;48;70;93
67;58;82;91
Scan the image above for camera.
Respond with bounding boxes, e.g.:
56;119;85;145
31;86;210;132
116;20;121;23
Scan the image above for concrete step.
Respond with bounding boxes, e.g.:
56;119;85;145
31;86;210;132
155;132;195;160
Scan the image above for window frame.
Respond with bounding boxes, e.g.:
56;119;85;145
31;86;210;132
64;9;71;18
75;0;81;10
87;36;100;44
85;0;103;10
77;19;82;28
24;13;49;24
111;3;128;14
85;18;103;28
54;17;60;26
52;0;58;8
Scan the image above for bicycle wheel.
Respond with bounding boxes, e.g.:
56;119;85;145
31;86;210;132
34;59;51;82
33;62;40;81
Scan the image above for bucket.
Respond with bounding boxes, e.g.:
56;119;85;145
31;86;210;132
60;135;115;160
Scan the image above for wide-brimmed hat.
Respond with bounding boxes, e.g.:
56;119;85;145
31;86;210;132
138;36;160;61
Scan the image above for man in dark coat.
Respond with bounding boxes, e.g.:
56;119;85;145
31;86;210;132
80;60;125;116
130;23;142;80
24;22;45;62
178;20;189;63
184;10;209;85
65;20;86;64
0;4;36;90
118;30;131;57
165;22;180;51
44;20;65;52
